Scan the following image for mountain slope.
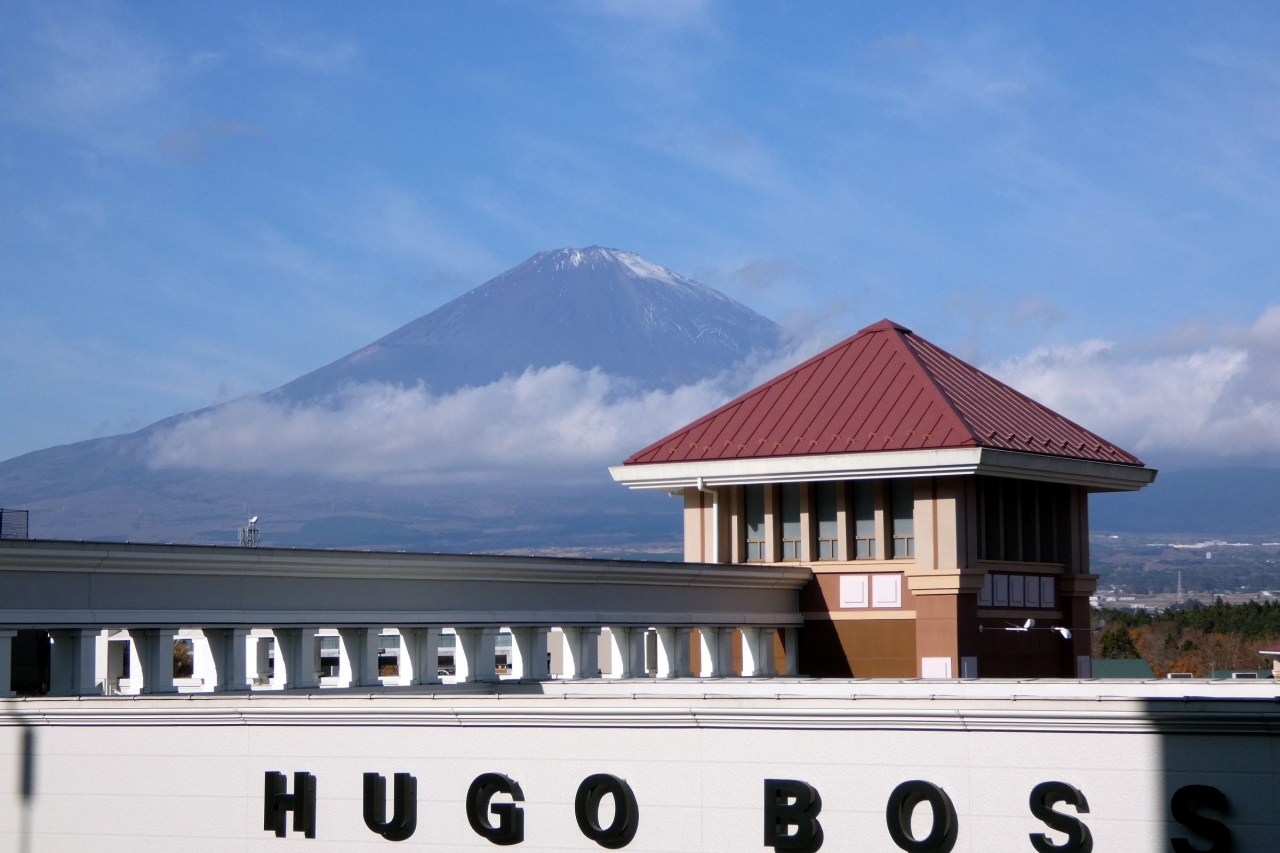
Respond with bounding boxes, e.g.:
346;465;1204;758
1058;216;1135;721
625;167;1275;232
0;248;779;550
275;247;780;400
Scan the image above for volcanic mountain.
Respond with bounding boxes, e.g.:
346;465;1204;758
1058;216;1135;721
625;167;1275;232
277;247;781;400
0;248;781;551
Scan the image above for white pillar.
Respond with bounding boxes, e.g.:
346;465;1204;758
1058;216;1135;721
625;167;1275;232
455;627;499;683
605;627;646;679
275;628;321;690
0;630;16;697
134;628;180;694
338;627;382;688
783;627;799;676
741;627;778;677
700;627;737;677
655;627;694;678
49;629;106;696
510;627;550;681
399;627;441;686
204;628;251;691
562;627;601;679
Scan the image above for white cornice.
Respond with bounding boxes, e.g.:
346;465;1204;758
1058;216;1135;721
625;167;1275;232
4;684;1277;734
0;540;811;589
610;448;1156;492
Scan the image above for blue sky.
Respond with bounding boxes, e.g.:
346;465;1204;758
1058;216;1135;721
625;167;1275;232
3;1;1280;466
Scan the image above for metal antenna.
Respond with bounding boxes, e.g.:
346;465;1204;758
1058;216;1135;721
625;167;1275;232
238;514;261;548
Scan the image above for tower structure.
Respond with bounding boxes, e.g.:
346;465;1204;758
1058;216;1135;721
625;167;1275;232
611;319;1156;678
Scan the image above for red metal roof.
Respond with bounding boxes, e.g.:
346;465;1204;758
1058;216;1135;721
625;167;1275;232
624;319;1143;467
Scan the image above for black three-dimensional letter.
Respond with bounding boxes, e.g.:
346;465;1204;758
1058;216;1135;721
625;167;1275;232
885;780;957;853
467;772;526;845
763;779;824;853
264;771;316;839
575;773;639;849
1171;785;1232;853
364;772;417;841
1029;781;1092;853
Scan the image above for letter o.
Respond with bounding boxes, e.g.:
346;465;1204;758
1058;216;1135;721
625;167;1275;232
575;773;639;849
885;780;958;853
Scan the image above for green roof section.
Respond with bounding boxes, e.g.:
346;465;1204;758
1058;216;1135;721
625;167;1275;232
1091;658;1156;679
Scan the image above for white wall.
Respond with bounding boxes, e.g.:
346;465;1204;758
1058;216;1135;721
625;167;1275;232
1;686;1275;852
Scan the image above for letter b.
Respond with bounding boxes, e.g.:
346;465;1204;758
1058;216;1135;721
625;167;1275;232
763;779;824;853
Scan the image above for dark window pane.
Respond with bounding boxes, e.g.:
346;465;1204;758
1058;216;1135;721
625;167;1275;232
1021;483;1039;562
780;483;802;540
819;539;833;559
890;480;914;536
1002;480;1021;561
814;481;838;538
745;485;765;541
853;481;875;537
980;477;1002;561
856;538;871;559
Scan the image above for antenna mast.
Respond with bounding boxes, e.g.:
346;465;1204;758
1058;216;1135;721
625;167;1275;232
238;515;261;548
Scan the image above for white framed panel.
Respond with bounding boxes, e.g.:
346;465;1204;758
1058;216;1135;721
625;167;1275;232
838;574;868;609
978;574;993;607
871;574;902;609
1041;577;1056;608
1009;574;1025;607
921;656;952;678
993;574;1009;607
1025;576;1040;608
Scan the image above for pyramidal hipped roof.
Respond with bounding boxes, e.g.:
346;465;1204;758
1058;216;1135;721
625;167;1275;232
624;319;1142;468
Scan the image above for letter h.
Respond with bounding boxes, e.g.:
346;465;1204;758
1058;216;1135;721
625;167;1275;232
264;771;317;839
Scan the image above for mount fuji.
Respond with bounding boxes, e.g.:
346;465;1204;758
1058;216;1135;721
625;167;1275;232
0;248;782;553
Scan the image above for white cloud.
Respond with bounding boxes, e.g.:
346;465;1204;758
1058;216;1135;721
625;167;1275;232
147;365;731;485
988;305;1280;459
144;327;835;487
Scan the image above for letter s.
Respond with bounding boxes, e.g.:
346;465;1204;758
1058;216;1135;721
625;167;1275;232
1171;785;1232;853
1028;781;1091;853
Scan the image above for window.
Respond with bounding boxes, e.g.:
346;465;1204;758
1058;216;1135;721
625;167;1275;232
890;479;915;558
814;482;839;560
744;485;766;561
780;483;802;560
978;476;1069;563
979;573;1057;610
320;636;340;677
852;480;876;559
378;633;400;677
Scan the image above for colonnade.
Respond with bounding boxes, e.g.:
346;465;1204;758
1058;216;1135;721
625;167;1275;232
0;625;798;697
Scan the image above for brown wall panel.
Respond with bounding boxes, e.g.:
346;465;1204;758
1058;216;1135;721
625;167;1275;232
800;618;916;677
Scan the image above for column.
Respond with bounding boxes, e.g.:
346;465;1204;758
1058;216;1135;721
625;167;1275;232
135;628;181;694
510;627;550;681
398;627;442;686
741;627;778;677
605;627;646;679
0;630;16;697
562;627;601;679
782;627;799;676
455;627;499;683
338;627;382;688
204;628;251;692
275;628;321;690
700;627;737;678
49;629;105;696
655;627;694;678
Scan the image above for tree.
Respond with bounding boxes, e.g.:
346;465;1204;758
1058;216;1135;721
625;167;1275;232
1096;626;1140;659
